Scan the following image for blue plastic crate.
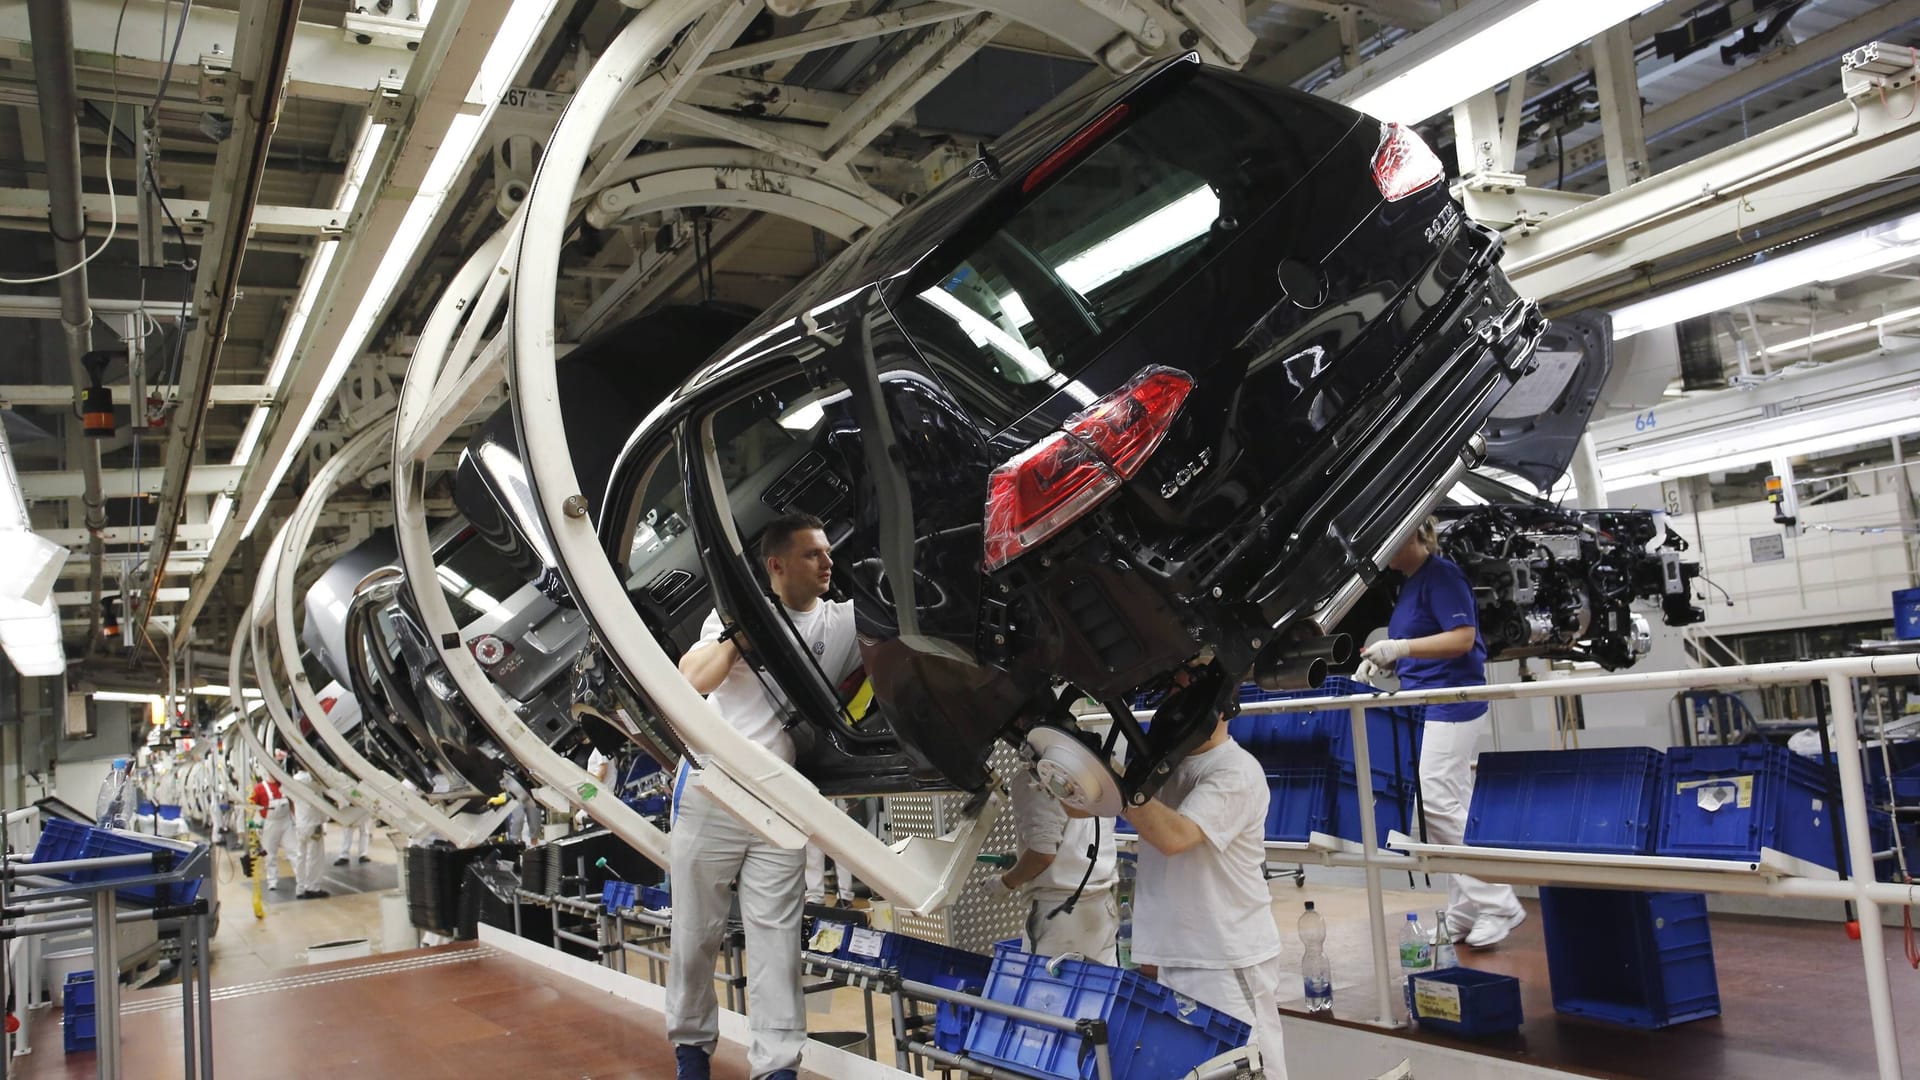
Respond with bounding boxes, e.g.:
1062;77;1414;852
77;828;202;906
1657;745;1845;871
1890;763;1920;807
1467;748;1666;855
64;972;95;1010
1539;889;1720;1029
1330;763;1419;847
963;947;1250;1080
638;884;671;910
63;1007;96;1054
600;881;636;912
31;818;91;866
1230;677;1424;775
1264;764;1336;842
812;926;992;987
930;970;984;1053
1895;587;1920;640
1404;967;1523;1036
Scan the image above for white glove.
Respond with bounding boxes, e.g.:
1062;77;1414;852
1358;638;1409;682
986;873;1021;900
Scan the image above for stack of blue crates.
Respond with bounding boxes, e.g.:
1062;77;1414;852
1657;744;1847;871
1467;748;1667;854
962;943;1249;1080
1227;677;1424;845
30;820;203;906
63;971;96;1054
1538;889;1720;1029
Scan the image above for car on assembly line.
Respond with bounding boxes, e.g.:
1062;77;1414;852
570;51;1592;815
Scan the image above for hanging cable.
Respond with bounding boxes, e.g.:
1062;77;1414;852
0;0;133;285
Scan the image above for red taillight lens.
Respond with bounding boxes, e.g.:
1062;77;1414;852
983;433;1118;571
1064;366;1194;479
981;366;1195;571
1023;104;1130;194
1371;122;1444;202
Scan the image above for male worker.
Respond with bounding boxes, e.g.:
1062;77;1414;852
248;771;293;892
1122;709;1287;1079
334;815;373;866
668;512;859;1080
291;765;331;899
994;770;1119;962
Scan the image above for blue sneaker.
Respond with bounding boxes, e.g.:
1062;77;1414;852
674;1045;711;1079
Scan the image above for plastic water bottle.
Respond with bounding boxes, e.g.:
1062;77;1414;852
1398;912;1432;987
1431;907;1458;970
1298;901;1332;1013
95;758;133;829
1116;899;1134;969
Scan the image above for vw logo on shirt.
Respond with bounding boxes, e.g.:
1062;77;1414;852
812;641;826;655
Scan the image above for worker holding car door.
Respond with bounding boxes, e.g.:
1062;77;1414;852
1121;708;1289;1078
1360;518;1526;949
668;512;860;1080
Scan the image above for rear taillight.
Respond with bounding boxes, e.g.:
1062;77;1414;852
1064;367;1194;478
1371;122;1444;202
982;366;1194;571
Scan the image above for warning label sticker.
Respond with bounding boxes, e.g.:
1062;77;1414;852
1676;774;1753;810
1413;977;1462;1023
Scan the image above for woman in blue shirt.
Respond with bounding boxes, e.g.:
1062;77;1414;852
1359;518;1526;949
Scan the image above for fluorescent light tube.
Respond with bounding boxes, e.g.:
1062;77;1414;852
1598;387;1920;489
1612;212;1920;339
1331;0;1658;126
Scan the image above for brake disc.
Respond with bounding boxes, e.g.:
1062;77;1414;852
1025;725;1124;817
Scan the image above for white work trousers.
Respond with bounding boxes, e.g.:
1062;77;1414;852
803;843;844;903
259;813;293;887
1025;887;1119;965
666;780;807;1079
1420;715;1522;925
1157;955;1288;1080
338;819;372;860
294;826;326;894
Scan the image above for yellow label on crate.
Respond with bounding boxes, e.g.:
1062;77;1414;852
1675;774;1753;810
808;922;845;954
1413;977;1462;1023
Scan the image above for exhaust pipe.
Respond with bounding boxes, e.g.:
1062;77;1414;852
1287;633;1352;665
1252;650;1327;692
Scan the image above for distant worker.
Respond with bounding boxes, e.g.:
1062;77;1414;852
1121;706;1287;1078
291;766;331;900
1360;518;1524;949
995;770;1119;962
335;816;373;866
249;771;293;892
667;512;859;1080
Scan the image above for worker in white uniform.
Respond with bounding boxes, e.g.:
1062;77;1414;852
334;816;373;865
667;512;860;1080
1123;708;1288;1079
248;772;294;891
291;766;331;899
804;800;854;906
994;770;1119;963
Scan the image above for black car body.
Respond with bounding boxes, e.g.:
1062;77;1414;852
587;53;1569;809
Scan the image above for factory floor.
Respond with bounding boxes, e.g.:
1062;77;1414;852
19;836;1920;1078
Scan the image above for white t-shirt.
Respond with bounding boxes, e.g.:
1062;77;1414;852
691;601;860;764
1011;770;1117;896
1130;739;1280;970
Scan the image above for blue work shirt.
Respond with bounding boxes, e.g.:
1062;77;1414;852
1387;554;1487;722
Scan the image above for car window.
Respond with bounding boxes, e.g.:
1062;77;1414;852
624;450;693;591
435;531;529;628
897;71;1356;428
